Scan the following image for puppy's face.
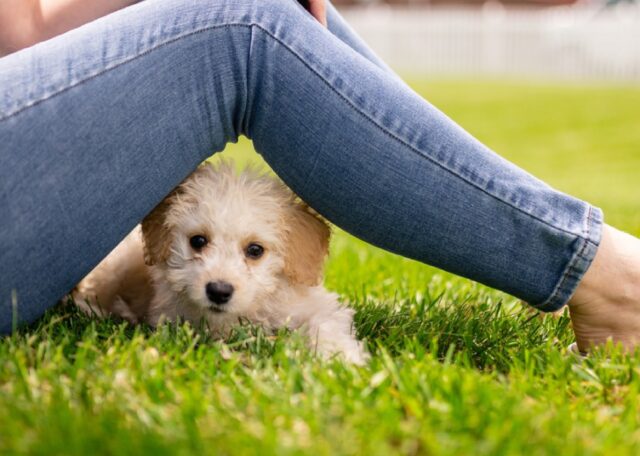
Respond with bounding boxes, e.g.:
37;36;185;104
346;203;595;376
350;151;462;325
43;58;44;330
141;164;330;317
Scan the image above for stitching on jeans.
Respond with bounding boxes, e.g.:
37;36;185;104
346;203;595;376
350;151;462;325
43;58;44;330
543;206;593;308
2;20;598;246
540;205;595;309
241;24;255;138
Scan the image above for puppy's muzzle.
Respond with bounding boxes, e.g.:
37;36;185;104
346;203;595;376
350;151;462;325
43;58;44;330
206;281;234;306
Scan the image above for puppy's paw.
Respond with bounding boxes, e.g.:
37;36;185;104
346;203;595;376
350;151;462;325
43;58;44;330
337;340;370;366
307;308;370;365
111;296;140;324
72;292;108;319
313;337;370;365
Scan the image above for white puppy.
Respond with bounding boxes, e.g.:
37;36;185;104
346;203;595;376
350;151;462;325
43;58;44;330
74;162;368;364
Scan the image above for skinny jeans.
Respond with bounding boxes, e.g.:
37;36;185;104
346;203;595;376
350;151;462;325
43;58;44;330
0;0;603;334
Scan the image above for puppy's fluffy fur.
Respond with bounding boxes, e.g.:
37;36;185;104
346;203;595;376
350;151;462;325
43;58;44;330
74;162;368;364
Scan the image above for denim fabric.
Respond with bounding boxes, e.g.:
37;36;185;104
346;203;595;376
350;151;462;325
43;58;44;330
0;0;602;334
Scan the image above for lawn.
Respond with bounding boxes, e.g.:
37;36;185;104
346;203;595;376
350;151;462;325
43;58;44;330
1;80;639;455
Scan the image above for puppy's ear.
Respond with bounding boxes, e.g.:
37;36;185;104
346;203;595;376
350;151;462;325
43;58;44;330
284;202;331;286
141;191;178;266
141;165;210;265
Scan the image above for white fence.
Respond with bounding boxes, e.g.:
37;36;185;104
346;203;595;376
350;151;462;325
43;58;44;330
340;4;640;81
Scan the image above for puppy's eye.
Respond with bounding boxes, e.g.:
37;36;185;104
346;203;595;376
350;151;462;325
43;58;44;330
189;235;208;250
245;243;264;259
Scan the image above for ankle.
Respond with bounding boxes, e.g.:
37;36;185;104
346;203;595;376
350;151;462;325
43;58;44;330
567;224;640;351
568;225;640;311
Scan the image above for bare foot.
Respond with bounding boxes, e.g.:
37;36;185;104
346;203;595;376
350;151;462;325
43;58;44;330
568;224;640;353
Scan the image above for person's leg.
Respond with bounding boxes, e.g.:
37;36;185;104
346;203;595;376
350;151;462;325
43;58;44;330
0;0;630;343
323;0;640;353
568;226;640;352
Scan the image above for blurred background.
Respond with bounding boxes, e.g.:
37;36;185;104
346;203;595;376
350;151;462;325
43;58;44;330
333;0;640;82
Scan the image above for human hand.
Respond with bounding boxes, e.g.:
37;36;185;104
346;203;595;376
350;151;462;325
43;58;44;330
298;0;327;27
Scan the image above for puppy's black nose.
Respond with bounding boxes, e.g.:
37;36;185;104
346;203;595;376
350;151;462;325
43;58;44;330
206;281;234;305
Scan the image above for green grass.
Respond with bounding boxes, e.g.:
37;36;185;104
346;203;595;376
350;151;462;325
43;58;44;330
2;80;640;455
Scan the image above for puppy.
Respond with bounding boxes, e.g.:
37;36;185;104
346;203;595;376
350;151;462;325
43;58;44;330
73;162;368;364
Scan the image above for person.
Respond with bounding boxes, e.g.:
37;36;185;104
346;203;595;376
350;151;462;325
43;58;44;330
1;0;638;353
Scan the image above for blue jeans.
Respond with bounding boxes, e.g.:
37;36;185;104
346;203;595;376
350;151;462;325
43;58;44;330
0;0;602;334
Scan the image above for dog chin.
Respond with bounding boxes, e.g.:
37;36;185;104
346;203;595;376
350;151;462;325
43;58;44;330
208;305;228;314
185;297;229;314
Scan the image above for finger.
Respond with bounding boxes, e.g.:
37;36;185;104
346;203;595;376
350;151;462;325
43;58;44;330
308;0;327;27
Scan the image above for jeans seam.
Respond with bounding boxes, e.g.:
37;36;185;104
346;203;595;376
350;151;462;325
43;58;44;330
241;24;255;138
3;20;591;245
538;205;596;310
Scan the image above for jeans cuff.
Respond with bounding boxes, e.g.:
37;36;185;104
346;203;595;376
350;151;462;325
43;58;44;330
534;205;604;312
